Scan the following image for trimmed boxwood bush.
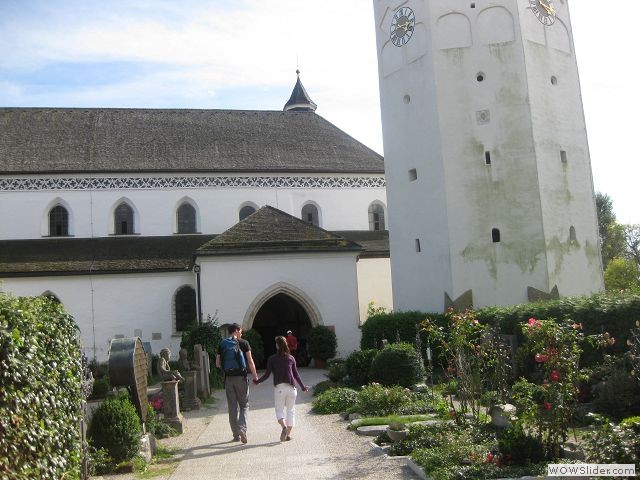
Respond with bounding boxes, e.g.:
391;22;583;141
311;387;358;414
326;358;347;382
370;343;425;387
308;325;337;361
88;391;142;464
0;293;83;480
345;349;378;386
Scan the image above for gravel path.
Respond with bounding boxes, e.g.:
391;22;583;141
96;368;418;480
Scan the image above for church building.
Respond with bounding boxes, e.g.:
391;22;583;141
0;73;393;362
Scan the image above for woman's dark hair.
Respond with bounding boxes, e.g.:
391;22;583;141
275;336;290;355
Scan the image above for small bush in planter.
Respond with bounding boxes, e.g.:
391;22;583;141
308;326;337;362
311;387;358;414
90;377;110;399
370;343;425;387
88;391;142;464
345;349;377;386
351;383;419;416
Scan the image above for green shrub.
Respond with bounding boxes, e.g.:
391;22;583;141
345;349;377;386
154;421;179;439
326;358;347;382
0;293;83;480
311;387;358;414
242;329;264;368
88;391;142;464
497;425;544;465
370;343;425;387
90;377;110;399
361;310;439;361
313;380;339;396
145;404;157;436
583;416;639;465
593;369;640;420
620;416;640;428
351;383;420;416
88;446;114;476
308;325;337;361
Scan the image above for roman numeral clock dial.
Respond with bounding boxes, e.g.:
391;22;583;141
528;0;556;25
390;7;415;47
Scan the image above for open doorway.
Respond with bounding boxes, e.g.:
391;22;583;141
251;293;313;367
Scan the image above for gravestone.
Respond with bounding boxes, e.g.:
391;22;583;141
108;337;148;427
200;348;211;398
182;370;201;410
161;380;183;433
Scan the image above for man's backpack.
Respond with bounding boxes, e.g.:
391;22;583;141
220;337;247;374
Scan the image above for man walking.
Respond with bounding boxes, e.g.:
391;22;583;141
215;323;258;443
286;330;298;359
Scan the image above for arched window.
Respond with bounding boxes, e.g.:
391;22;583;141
301;204;319;227
569;226;577;242
239;205;256;221
177;203;197;234
368;203;386;231
174;286;197;332
492;228;501;243
114;203;134;235
49;205;69;236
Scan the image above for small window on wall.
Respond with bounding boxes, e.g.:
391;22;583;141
49;205;69;236
492;228;501;243
560;150;567;164
239;205;256;221
177;203;197;233
484;151;491;165
301;204;319;227
569;226;577;242
114;203;134;235
368;203;386;231
174;286;197;332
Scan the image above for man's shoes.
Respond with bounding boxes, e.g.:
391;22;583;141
239;430;247;444
286;436;292;441
280;426;288;441
232;435;241;442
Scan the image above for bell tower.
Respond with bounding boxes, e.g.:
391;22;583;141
372;0;603;311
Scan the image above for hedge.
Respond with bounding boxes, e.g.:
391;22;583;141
0;293;83;479
361;292;640;369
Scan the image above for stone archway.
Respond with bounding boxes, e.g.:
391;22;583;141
243;283;320;366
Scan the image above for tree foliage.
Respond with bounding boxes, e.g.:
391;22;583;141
604;257;640;292
596;192;627;268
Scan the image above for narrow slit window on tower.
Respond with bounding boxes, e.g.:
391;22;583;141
471;2;476;8
560;150;567;163
569;226;577;242
492;228;501;243
485;151;491;165
415;239;421;252
409;168;418;181
551;76;558;85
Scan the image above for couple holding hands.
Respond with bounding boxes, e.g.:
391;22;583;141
215;324;309;444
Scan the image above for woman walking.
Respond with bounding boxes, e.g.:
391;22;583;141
253;336;309;441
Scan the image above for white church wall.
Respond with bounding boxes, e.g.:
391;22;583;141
356;257;393;324
1;271;194;362
198;252;362;357
0;173;386;240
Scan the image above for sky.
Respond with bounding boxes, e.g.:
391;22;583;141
0;0;638;224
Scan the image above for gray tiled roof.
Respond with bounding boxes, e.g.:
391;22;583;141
197;206;363;256
0;108;383;174
0;235;215;276
0;227;388;277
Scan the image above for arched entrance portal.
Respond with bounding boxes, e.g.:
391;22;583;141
251;293;314;366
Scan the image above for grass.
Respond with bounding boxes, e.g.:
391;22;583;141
348;414;436;430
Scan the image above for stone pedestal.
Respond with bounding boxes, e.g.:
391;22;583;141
182;370;201;410
194;344;211;399
138;433;156;462
161;380;184;433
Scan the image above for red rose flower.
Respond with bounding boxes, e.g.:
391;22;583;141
535;353;548;363
550;370;561;382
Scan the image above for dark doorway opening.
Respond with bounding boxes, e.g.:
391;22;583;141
251;293;313;367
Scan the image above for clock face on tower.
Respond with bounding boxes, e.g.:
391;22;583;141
390;7;415;47
528;0;556;26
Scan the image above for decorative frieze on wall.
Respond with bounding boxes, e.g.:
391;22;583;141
0;175;386;191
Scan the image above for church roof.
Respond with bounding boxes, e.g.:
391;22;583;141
283;70;317;112
0;108;383;174
0;230;387;277
0;235;215;277
196;206;362;256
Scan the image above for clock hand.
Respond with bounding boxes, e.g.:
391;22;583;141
539;0;555;15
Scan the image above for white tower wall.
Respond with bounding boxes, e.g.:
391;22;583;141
373;0;603;311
